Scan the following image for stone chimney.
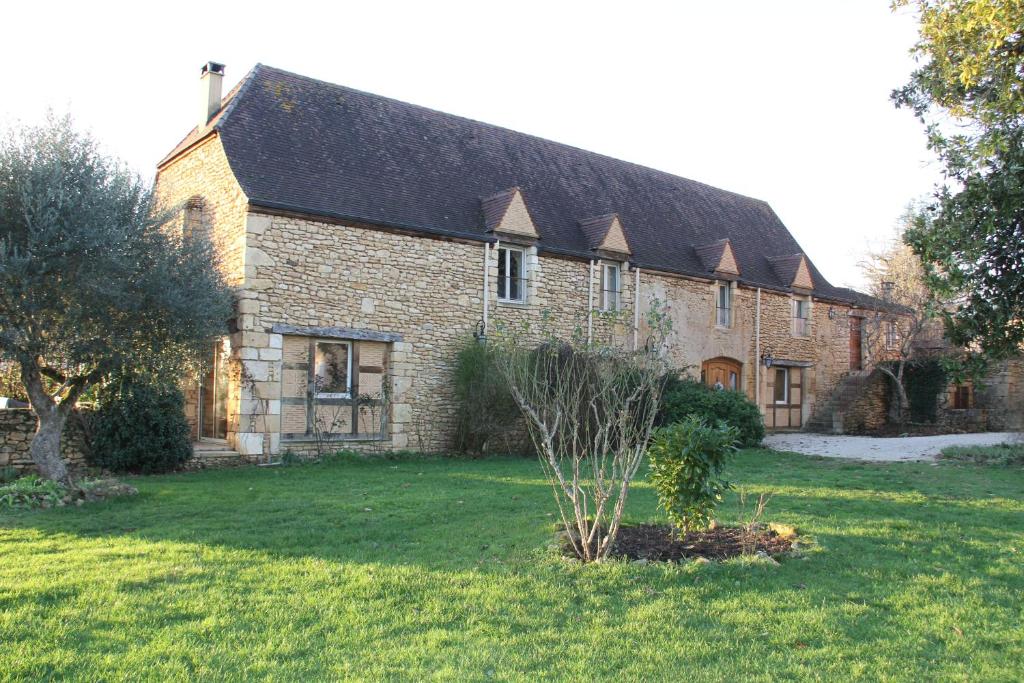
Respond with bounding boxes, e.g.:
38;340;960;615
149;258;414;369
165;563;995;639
199;62;225;128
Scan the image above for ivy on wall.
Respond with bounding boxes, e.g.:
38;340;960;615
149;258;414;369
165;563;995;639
902;360;948;423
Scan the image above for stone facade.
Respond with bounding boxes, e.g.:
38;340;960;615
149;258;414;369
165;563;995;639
975;358;1024;431
0;409;88;475
155;131;892;459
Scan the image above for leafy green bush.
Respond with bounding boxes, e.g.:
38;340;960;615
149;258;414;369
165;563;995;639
647;416;739;534
0;475;66;510
87;378;192;474
657;376;764;447
452;338;526;456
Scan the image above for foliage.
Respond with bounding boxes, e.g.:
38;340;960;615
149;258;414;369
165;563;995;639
899;359;949;422
87;377;192;474
0;452;1022;679
452;337;523;456
491;304;670;562
657;376;764;447
940;442;1024;465
647;416;739;534
0;114;232;485
857;212;946;422
893;0;1024;360
0;475;66;510
0;466;18;484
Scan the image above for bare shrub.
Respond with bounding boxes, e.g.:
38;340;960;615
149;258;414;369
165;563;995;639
491;304;670;562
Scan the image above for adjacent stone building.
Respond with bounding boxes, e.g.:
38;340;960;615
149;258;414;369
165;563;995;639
155;62;898;460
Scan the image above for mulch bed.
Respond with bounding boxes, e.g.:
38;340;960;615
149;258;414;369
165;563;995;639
560;523;795;562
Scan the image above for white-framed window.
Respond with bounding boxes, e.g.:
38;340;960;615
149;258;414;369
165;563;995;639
314;340;352;398
497;247;526;303
716;283;732;327
601;263;621;311
773;367;789;404
792;298;810;337
885;321;899;350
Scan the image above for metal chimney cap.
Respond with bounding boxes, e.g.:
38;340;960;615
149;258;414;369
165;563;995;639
201;62;226;76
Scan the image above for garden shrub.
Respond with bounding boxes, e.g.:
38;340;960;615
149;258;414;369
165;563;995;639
940;443;1024;466
0;475;66;510
647;415;739;534
87;377;192;474
657;376;764;447
453;338;526;456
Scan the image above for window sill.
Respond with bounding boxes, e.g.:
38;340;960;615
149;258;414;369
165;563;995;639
715;325;732;332
497;300;530;309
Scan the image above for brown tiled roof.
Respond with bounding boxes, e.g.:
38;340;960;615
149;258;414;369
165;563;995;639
158;63;873;302
480;188;517;232
578;214;616;250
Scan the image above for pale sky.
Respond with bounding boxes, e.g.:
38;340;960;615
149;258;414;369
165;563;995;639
2;0;940;290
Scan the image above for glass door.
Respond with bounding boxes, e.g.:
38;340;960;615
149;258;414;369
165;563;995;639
199;339;230;440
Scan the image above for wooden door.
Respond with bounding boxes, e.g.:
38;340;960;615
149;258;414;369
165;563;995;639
703;357;742;391
849;318;863;371
764;366;803;430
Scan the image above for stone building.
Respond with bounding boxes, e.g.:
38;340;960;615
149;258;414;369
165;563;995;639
154;62;896;460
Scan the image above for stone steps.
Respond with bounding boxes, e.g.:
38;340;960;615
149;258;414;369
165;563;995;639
805;372;873;434
190;442;244;469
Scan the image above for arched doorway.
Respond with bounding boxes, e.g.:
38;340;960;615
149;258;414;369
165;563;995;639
702;357;742;391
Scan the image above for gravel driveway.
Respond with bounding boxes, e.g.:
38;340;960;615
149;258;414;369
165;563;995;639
763;431;1022;462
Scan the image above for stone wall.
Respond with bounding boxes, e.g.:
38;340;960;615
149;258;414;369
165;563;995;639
0;409;89;475
226;210;865;453
154;135;249;287
975;358;1024;431
840;370;890;433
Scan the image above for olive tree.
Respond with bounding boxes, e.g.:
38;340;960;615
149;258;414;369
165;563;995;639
0;115;232;486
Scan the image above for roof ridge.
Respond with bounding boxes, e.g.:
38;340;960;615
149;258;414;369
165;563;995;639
252;64;776;208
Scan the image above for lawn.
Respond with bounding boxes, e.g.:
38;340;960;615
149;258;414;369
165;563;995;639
1;450;1021;681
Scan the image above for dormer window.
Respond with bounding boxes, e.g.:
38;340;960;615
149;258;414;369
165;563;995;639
601;263;621;311
716;283;732;327
497;246;525;303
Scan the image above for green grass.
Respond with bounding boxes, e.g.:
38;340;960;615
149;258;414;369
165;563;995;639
1;451;1022;681
940;442;1024;466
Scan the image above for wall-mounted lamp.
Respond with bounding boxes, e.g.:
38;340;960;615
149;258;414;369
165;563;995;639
761;348;774;368
473;319;487;345
828;306;836;320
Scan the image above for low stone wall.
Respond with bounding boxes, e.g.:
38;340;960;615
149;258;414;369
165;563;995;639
0;409;89;475
839;370;890;434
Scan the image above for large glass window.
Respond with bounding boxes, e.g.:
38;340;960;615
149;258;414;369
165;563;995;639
314;341;352;398
601;263;621;311
717;284;732;327
497;247;525;303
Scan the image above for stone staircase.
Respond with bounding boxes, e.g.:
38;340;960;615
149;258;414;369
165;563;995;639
804;371;875;434
191;439;244;469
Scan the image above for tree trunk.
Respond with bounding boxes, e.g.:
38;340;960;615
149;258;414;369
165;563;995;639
30;407;72;488
18;359;74;488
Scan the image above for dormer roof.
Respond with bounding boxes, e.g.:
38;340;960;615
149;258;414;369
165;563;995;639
481;187;538;238
768;253;814;291
578;213;631;255
695;238;740;277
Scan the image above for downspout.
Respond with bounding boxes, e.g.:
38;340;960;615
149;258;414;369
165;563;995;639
587;259;596;345
633;266;641;351
482;242;490;333
755;287;762;406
